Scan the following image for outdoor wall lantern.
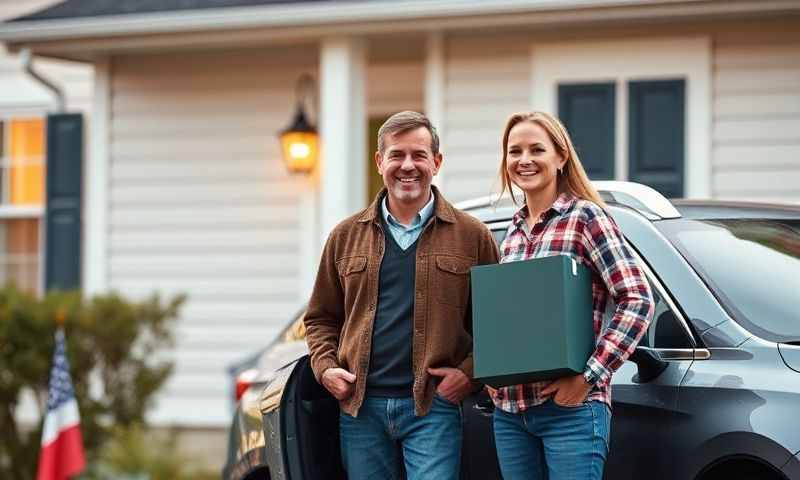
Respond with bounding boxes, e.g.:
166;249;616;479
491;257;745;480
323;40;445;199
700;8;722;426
279;73;318;174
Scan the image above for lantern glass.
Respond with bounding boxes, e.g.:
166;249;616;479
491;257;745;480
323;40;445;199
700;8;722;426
280;131;318;173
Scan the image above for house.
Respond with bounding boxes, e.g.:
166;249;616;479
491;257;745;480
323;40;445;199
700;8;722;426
1;0;798;452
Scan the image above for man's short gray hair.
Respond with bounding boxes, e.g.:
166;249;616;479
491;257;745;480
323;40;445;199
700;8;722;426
377;111;440;155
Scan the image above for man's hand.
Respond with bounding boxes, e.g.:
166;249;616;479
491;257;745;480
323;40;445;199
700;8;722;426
540;374;592;407
428;367;471;404
321;367;357;400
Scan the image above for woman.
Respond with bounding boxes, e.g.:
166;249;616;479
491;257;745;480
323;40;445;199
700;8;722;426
490;112;654;480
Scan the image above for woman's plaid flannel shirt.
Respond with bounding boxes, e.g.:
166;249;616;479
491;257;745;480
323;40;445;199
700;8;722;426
489;192;654;413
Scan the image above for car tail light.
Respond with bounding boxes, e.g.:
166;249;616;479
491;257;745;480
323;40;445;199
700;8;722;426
235;368;259;402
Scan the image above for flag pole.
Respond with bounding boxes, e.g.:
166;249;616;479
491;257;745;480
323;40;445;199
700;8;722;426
36;308;86;480
55;309;65;330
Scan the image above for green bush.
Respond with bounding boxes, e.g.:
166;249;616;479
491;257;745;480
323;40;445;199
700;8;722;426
84;423;219;480
0;286;185;480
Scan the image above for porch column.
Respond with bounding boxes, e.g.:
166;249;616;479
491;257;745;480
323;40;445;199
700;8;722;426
85;57;110;296
425;32;446;188
319;37;367;239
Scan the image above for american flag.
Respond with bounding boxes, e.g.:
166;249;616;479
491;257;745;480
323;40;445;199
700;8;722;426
36;328;86;480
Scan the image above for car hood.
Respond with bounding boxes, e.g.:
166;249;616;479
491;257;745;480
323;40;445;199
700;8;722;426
778;343;800;374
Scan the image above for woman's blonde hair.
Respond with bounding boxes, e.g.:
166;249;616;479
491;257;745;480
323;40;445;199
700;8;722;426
498;111;606;208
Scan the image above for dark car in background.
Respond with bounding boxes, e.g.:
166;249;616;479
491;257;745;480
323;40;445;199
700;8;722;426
223;182;800;480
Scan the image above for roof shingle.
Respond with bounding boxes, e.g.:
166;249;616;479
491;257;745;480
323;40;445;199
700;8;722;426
13;0;339;22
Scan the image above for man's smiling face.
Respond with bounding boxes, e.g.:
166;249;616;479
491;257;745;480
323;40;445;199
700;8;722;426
376;127;442;206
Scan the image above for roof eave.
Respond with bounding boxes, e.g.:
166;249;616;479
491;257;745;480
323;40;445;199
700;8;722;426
0;0;653;42
2;0;799;57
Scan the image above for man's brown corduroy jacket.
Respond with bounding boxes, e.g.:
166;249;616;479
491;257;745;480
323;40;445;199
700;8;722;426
304;186;500;417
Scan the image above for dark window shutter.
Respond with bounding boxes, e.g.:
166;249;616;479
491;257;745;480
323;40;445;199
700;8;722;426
558;83;616;180
45;113;83;291
628;79;685;198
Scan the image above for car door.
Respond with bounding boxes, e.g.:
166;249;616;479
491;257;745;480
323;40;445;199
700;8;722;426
461;389;503;479
604;268;700;480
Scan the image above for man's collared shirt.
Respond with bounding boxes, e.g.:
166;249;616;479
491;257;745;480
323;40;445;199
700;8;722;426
381;192;435;250
489;192;654;413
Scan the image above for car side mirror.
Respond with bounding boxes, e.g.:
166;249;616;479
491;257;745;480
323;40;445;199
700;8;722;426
629;346;668;383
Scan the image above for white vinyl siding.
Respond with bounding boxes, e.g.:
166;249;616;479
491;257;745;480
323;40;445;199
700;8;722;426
441;35;530;203
367;61;423;116
441;22;800;205
108;48;316;426
712;39;800;203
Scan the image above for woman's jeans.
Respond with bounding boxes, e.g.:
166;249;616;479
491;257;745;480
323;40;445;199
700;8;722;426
340;394;462;480
493;399;611;480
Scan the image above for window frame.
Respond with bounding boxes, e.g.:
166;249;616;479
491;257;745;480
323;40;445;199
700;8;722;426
628;248;698;350
0;112;47;295
530;36;712;198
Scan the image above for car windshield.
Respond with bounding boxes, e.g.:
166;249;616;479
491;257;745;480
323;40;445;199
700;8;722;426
657;218;800;343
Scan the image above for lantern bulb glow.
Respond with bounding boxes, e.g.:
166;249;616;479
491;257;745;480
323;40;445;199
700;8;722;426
290;142;311;159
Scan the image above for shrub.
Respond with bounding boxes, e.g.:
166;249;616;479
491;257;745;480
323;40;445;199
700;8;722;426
0;286;185;480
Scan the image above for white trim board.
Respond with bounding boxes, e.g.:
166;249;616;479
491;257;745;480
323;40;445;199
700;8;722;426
83;57;109;296
530;36;712;198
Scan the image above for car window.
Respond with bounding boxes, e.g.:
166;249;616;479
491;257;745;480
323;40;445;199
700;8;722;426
657;219;800;343
629;283;693;349
491;227;508;247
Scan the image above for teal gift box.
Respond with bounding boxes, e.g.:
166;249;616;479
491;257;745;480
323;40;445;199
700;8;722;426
470;255;595;388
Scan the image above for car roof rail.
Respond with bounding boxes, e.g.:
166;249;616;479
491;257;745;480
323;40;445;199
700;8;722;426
593;181;681;219
454;181;681;220
454;193;503;211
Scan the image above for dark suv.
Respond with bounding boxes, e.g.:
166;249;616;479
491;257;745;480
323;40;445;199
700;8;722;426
224;182;800;480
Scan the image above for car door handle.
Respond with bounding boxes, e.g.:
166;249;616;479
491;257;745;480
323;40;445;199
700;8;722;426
474;398;495;414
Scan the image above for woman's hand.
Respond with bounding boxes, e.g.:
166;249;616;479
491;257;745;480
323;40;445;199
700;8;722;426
540;374;592;407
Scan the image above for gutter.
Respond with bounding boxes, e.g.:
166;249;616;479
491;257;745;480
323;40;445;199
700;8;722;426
20;48;65;112
1;0;792;43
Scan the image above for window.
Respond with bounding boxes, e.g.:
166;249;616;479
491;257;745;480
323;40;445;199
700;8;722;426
635;283;693;350
557;79;685;199
531;37;711;199
558;83;616;181
658;218;800;343
491;227;508;247
0;117;46;294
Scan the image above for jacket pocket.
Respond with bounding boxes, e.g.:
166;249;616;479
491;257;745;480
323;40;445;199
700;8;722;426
335;255;368;310
433;255;472;308
336;255;367;277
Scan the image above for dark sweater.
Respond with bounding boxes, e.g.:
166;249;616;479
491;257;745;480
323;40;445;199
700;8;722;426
365;218;418;397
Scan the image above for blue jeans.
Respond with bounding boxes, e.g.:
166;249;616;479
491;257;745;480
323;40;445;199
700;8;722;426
339;395;462;480
493;399;611;480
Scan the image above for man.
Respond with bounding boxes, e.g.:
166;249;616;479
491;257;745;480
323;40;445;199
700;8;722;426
304;111;499;479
